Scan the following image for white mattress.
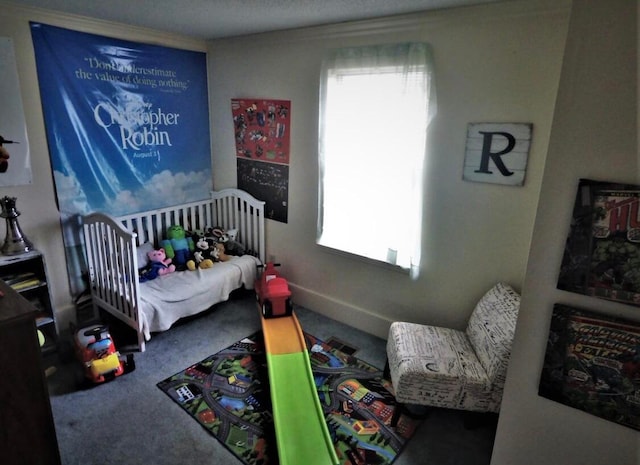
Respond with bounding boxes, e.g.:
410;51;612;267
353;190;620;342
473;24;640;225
138;255;260;340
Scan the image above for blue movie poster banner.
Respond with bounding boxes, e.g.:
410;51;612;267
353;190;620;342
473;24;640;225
30;23;212;216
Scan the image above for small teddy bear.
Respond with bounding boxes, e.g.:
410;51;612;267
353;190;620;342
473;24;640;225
139;248;176;282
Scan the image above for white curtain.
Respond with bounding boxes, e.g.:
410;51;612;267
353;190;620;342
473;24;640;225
318;43;436;278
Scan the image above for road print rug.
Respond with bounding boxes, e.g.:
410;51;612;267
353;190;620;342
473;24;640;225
157;331;421;465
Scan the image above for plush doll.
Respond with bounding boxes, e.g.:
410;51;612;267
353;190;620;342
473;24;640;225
209;240;220;261
161;224;194;271
203;226;219;243
186;237;215;271
210;227;245;256
214;242;231;262
139;248;176;282
187;228;205;244
223;228;246;256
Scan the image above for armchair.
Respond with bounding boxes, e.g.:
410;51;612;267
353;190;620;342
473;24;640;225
385;283;520;421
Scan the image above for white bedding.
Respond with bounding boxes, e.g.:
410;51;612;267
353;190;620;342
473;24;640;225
138;255;260;340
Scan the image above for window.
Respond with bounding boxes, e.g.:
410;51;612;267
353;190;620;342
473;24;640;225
318;43;436;278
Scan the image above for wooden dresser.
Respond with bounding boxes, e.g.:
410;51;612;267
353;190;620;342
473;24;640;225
0;278;61;465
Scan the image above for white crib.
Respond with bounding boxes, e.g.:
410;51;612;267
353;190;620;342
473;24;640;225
82;188;265;351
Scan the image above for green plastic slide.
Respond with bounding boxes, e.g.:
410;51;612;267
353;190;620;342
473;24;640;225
262;312;339;465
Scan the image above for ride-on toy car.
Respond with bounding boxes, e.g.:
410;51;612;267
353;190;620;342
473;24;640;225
255;262;293;318
73;323;134;385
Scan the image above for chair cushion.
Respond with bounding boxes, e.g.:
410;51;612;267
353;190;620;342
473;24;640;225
386;321;492;410
465;282;520;388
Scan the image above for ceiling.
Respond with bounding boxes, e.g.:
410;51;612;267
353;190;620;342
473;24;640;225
7;0;509;40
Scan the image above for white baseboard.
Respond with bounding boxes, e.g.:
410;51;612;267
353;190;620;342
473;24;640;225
289;282;392;340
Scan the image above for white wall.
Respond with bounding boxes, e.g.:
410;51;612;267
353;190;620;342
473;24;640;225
494;1;638;464
208;0;571;337
0;0;570;339
4;1;635;463
0;3;207;330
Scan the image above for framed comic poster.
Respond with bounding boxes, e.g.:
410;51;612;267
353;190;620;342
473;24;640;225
558;178;640;306
540;304;640;430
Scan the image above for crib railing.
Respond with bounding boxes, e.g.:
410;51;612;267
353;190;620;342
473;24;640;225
83;211;144;348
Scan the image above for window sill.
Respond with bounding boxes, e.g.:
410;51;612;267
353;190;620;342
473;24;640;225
316;242;410;276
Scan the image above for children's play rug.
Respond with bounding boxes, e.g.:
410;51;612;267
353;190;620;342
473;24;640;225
157;331;421;465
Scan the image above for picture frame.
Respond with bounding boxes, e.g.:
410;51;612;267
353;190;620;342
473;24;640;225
539;303;640;430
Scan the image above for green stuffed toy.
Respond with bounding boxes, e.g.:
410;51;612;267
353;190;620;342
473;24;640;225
161;225;194;271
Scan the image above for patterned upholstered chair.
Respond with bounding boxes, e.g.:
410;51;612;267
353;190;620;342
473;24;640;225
385;283;520;422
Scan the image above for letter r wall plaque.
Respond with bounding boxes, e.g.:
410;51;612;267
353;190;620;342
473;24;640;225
463;123;532;186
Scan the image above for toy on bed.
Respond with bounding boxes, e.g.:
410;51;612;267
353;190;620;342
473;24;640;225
214;242;231;262
187;236;215;271
139;248;176;282
209;227;246;256
161;224;194;270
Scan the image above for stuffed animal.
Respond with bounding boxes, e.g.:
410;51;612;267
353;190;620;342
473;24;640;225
214;242;231;262
203;226;220;243
209;240;220;261
223;229;246;256
209;227;245;256
139;248;176;282
161;225;194;271
186;237;215;271
187;228;205;244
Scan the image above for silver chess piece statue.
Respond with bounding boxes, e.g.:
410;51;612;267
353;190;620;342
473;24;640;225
1;196;33;255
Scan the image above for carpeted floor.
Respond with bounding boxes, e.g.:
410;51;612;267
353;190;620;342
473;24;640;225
46;291;497;465
157;330;422;465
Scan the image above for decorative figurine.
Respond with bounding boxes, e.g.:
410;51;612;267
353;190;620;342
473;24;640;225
0;196;33;255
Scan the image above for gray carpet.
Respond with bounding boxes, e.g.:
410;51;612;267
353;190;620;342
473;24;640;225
46;291;496;465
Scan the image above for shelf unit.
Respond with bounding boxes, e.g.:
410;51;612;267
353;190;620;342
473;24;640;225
0;278;61;465
0;250;58;354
